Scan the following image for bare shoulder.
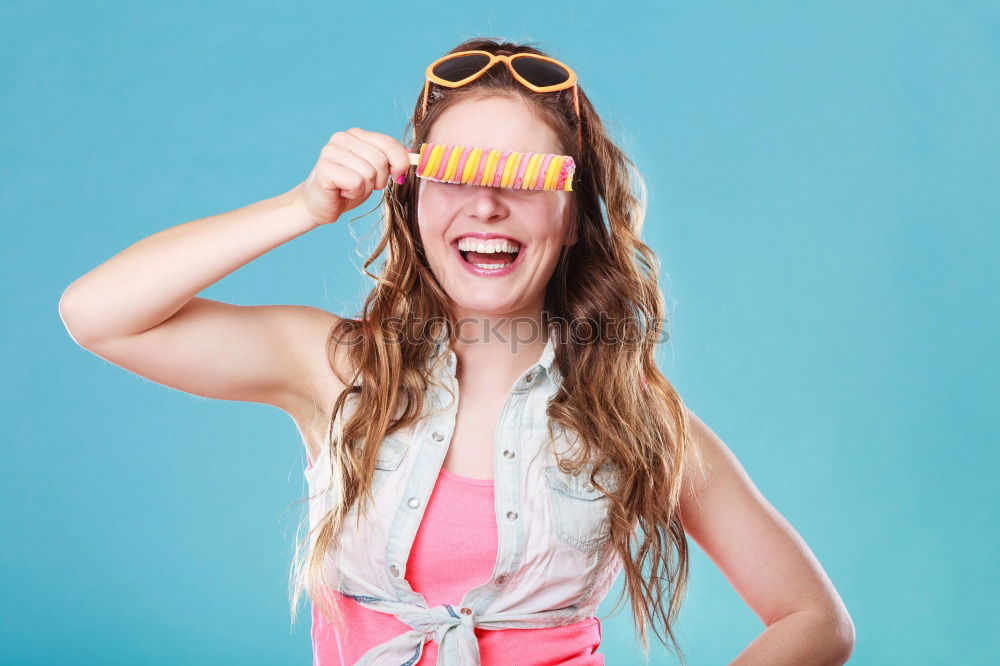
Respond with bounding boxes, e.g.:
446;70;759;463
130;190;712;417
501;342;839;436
677;406;729;506
677;405;769;540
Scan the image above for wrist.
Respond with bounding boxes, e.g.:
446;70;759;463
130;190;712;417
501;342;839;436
281;182;324;232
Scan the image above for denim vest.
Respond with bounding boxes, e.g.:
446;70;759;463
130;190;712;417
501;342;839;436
303;324;623;665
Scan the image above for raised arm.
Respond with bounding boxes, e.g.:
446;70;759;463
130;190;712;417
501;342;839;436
57;128;411;419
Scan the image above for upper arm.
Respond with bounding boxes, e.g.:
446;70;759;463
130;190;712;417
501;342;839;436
66;297;348;415
678;406;851;629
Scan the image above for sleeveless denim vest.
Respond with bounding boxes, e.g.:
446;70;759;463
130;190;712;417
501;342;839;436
303;324;623;665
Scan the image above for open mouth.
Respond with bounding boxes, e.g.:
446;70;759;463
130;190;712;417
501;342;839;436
453;237;524;275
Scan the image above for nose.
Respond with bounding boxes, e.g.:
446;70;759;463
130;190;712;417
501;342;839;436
463;186;509;223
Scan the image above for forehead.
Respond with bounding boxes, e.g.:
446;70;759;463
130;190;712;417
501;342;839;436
426;95;563;156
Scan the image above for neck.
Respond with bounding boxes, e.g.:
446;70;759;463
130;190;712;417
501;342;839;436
449;309;549;391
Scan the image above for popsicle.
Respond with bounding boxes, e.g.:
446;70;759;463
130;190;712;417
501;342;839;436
407;142;575;191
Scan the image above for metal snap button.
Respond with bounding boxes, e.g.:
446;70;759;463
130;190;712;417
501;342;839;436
525;372;534;383
506;511;518;520
459;607;472;615
502;449;515;459
583;482;595;492
407;496;420;509
432;431;444;442
389;564;400;577
495;575;507;585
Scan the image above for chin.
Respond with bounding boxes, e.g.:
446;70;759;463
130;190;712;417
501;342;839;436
449;291;523;318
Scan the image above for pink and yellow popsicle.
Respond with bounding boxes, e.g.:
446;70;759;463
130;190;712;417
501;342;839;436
408;142;575;191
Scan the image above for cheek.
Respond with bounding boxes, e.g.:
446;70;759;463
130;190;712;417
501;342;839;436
416;195;448;247
539;202;573;244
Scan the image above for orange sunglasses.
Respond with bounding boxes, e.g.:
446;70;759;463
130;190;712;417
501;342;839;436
422;50;582;154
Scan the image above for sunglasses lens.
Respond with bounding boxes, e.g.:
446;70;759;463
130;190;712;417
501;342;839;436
432;53;492;82
510;56;571;87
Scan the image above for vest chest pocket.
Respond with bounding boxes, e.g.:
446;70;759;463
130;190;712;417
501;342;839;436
350;436;409;515
542;464;617;554
372;436;409;495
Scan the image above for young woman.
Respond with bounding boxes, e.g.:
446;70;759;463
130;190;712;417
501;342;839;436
59;39;854;666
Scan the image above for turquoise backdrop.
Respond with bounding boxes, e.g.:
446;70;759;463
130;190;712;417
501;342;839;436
3;1;996;664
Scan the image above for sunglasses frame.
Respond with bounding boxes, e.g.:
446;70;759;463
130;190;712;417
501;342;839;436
422;50;582;155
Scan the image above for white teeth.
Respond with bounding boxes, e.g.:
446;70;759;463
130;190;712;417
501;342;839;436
471;263;507;270
456;237;521;253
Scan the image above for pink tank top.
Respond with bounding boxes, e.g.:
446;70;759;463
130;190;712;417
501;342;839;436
305;456;604;665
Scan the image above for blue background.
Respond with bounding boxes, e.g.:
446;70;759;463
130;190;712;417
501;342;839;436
3;1;996;664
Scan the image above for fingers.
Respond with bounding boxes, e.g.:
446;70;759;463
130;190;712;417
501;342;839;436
320;140;377;198
343;127;411;183
322;163;367;202
311;127;411;209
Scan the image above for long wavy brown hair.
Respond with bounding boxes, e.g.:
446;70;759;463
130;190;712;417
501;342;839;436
288;37;703;664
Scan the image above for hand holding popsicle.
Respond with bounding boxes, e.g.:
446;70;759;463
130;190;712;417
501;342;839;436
293;129;576;229
294;127;412;227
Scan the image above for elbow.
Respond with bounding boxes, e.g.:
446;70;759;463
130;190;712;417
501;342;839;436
58;287;94;348
780;605;855;665
833;610;856;664
816;606;856;665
